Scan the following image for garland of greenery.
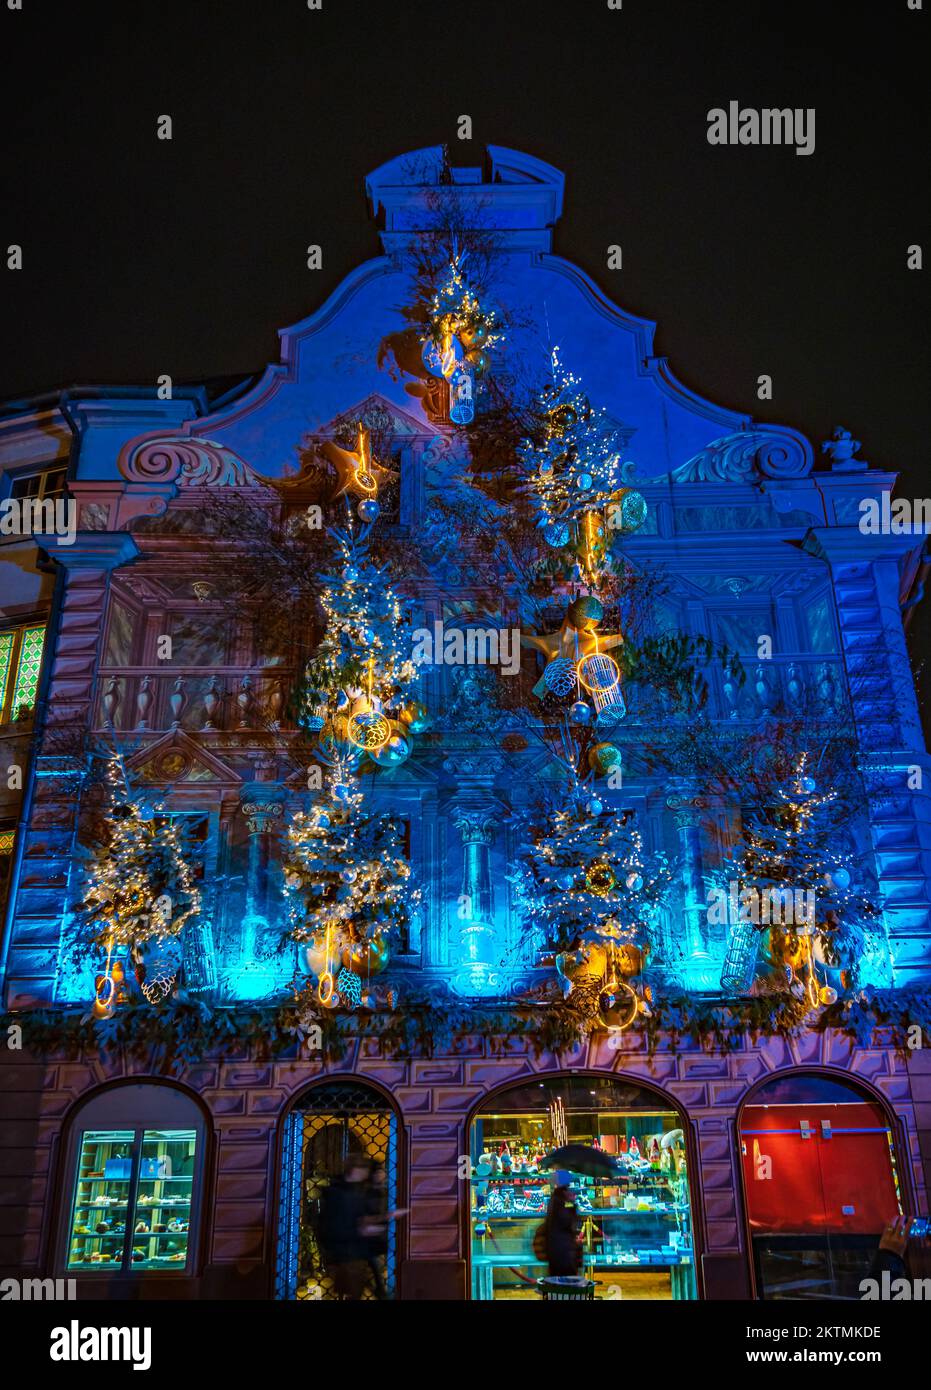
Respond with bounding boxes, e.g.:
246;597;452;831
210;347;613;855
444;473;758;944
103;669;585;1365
4;985;929;1068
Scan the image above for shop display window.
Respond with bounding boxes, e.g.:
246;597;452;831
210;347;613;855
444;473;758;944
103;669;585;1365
60;1084;204;1276
67;1127;197;1273
469;1076;697;1301
739;1073;903;1299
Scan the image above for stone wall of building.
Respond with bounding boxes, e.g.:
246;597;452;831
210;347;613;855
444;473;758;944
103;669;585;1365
1;1028;927;1300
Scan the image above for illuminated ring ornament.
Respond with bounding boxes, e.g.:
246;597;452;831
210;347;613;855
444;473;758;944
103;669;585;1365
95;974;116;1008
576;652;620;694
317;971;336;1006
597;980;639;1032
346;709;392;751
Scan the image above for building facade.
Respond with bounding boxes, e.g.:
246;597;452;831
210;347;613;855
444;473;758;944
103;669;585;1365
1;146;930;1301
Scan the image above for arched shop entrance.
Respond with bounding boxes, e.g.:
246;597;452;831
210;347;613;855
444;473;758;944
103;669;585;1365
738;1071;905;1299
275;1080;402;1301
467;1074;698;1301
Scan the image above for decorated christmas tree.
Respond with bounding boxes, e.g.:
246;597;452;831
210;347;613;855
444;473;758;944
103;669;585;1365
298;521;424;768
511;783;672;1025
283;763;420;1009
715;754;885;1000
73;753;202;1012
518;348;646;584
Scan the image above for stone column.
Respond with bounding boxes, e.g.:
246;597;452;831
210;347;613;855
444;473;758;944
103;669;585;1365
238;784;285;970
446;755;504;997
666;781;715;981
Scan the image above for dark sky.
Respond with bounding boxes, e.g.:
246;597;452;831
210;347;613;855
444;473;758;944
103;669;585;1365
2;0;928;686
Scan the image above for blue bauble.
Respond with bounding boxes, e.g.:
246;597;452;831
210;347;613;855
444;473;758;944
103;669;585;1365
543;520;570;548
575;472;594;491
568;700;592;726
831;867;851;890
799;776;816;793
557;872;576;891
358;499;380;524
586;798;603;816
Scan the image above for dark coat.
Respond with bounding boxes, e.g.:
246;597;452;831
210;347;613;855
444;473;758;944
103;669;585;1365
318;1178;369;1264
545;1186;581;1276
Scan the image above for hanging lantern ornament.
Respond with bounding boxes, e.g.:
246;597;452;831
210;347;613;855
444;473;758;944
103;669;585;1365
448;362;475;426
346;657;392;751
577;650;620;697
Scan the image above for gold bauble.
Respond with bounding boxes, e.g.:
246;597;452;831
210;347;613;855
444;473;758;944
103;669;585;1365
819;985;838;1006
585;861;617;896
340;936;390;977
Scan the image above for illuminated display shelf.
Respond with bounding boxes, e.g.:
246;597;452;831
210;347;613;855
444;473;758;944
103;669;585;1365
67;1127;197;1273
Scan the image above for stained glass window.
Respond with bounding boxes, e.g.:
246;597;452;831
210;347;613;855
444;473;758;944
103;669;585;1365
0;633;13;715
9;625;45;719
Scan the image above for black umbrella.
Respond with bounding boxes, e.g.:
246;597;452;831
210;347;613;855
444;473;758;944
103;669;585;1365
538;1144;620;1179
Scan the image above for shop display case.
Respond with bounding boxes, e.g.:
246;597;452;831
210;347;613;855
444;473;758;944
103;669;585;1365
469;1079;697;1300
67;1127;197;1273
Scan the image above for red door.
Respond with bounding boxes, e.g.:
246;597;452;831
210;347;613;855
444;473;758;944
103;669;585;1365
740;1102;900;1235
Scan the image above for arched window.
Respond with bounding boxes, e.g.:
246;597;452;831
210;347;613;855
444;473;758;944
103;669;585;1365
468;1074;697;1301
739;1072;904;1299
276;1081;401;1301
59;1083;206;1276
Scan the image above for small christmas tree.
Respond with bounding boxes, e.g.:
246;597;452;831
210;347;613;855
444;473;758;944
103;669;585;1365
716;754;883;997
75;754;201;952
283;764;420;1007
518;349;646;582
298;524;417;735
510;784;672;959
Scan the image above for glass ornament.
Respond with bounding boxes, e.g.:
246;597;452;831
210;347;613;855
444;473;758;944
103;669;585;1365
619;490;648;532
543;520;570;548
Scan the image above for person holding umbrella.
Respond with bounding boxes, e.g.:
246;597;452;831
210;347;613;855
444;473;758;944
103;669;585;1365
543;1167;582;1277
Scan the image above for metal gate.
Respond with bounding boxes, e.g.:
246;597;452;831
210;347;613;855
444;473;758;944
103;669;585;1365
276;1082;399;1300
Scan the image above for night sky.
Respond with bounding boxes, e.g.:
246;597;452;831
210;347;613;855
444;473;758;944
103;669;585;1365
2;0;928;690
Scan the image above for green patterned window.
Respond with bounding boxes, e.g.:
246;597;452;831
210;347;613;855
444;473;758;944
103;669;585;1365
0;624;46;724
0;633;13;715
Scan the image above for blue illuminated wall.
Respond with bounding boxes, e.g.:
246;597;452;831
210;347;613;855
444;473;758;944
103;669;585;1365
2;145;930;1010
